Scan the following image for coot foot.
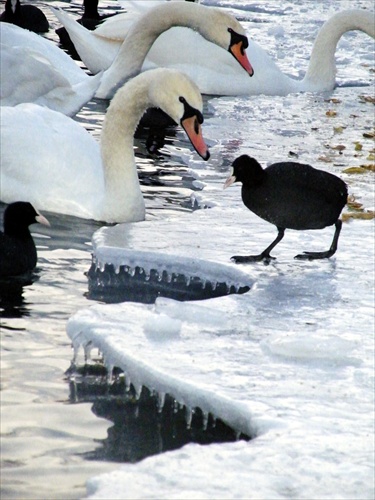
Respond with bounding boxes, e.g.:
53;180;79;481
294;220;342;261
231;253;276;264
231;227;285;264
294;249;335;260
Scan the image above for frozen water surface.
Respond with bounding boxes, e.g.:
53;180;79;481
1;0;374;498
68;0;374;497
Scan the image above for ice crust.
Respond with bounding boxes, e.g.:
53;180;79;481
67;210;374;500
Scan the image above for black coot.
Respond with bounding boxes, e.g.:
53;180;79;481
0;0;49;33
0;202;50;277
224;155;348;262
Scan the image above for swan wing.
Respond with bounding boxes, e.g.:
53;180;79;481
0;44;101;115
0;23;87;86
144;31;296;96
0;104;104;219
93;12;138;40
95;1;199;39
1;44;71;105
35;72;103;117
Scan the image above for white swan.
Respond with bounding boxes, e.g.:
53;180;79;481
0;23;101;116
0;69;210;223
53;7;374;96
51;2;254;99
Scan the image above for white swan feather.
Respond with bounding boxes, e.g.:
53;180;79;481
0;23;101;116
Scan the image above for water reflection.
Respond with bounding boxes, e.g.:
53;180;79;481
0;278;34;319
69;366;250;464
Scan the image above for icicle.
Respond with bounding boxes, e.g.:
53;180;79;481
211;417;217;428
234;284;240;293
133;381;143;400
157;392;166;413
202;411;209;430
124;372;131;392
157;272;163;282
105;364;114;384
114;264;120;274
235;430;241;441
201;279;207;289
70;378;78;403
83;341;93;362
211;280;217;291
185;276;191;287
173;400;179;414
129;266;136;277
72;343;80;365
185;406;193;429
145;271;151;281
99;261;105;272
166;272;172;283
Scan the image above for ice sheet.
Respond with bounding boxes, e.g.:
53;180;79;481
67;206;374;499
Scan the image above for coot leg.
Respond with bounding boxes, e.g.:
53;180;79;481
294;220;343;260
232;227;285;263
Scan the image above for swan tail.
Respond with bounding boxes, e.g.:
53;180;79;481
50;7;118;74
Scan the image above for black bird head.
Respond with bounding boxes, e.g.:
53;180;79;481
3;202;50;236
223;155;265;189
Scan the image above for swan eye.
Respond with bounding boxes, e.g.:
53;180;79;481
180;97;204;125
194;118;199;135
228;29;249;53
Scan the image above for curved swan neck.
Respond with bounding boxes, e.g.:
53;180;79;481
303;9;375;91
100;77;152;222
98;3;218;97
121;3;214;73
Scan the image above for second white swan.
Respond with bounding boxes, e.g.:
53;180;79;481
53;7;374;96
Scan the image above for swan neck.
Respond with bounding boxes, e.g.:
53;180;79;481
304;10;374;90
98;3;211;97
100;80;149;222
124;3;208;72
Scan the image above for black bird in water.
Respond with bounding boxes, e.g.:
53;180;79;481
0;0;49;33
224;155;348;262
0;202;50;277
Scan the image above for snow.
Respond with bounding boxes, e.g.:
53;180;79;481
66;0;374;498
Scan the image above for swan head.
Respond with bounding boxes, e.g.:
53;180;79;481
202;7;254;77
148;69;210;161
